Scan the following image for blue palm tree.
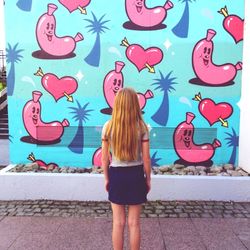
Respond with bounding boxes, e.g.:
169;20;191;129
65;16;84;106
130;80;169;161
151;71;178;126
172;0;195;38
68;101;93;154
225;128;239;165
9;135;13;143
6;43;24;96
151;151;161;168
84;12;110;67
16;0;32;11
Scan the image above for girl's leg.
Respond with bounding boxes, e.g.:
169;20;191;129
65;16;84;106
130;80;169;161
111;202;126;250
128;204;142;250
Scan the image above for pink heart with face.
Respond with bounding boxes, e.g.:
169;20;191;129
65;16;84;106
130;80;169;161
223;15;244;43
59;0;91;12
126;44;163;72
41;73;78;101
199;99;233;126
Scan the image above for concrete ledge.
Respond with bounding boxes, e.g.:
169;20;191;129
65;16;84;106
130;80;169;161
1;165;250;201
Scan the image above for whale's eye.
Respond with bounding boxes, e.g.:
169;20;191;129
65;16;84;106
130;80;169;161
32;107;35;113
188;130;192;136
207;48;211;55
118;80;121;86
183;129;187;136
37;108;39;114
46;22;49;30
51;24;54;30
204;47;207;54
113;79;117;86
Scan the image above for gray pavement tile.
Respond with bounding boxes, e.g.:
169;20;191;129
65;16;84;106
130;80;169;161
139;218;165;250
0;232;21;250
0;216;31;234
159;218;206;250
47;231;113;250
8;232;54;250
191;218;247;250
56;217;112;234
18;216;63;233
48;218;112;250
227;218;250;249
48;218;113;250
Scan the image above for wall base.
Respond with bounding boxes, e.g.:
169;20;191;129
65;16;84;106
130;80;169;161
1;165;250;202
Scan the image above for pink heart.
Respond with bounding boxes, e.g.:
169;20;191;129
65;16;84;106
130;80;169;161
126;44;163;72
59;0;91;12
42;73;78;101
199;99;233;126
223;15;244;43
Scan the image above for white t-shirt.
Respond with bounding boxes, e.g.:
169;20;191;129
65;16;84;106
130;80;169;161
102;120;149;167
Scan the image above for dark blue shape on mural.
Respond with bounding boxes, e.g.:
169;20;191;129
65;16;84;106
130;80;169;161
84;12;110;67
225;127;239;166
151;151;162;167
172;0;195;38
16;0;32;12
6;43;24;96
68;101;93;154
151;71;178;126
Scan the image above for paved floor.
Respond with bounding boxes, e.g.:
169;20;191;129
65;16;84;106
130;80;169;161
0;200;250;249
0;216;249;250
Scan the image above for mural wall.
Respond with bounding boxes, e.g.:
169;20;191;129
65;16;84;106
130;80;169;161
4;0;244;168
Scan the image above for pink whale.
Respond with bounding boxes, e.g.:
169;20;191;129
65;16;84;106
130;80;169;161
103;61;125;109
125;0;173;28
137;90;154;110
173;112;221;164
92;147;112;167
192;29;242;85
36;4;84;57
22;91;69;142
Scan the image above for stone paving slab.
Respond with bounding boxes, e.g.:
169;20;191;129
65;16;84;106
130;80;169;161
1;216;250;250
159;218;206;250
227;218;250;249
192;218;247;250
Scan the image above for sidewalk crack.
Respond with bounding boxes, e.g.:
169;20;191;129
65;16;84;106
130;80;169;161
158;218;168;250
190;218;208;250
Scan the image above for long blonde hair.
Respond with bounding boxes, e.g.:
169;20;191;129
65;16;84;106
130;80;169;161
105;88;148;161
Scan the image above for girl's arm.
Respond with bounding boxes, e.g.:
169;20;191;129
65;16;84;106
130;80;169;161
142;140;151;192
101;140;110;191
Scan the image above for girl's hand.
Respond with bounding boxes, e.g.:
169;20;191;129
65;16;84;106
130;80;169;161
146;178;151;193
105;179;109;192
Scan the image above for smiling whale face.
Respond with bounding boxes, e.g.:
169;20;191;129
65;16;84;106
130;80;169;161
43;18;55;42
174;124;194;150
134;0;144;14
31;105;40;126
181;128;193;149
104;72;124;108
111;78;122;95
38;15;56;44
23;101;42;138
200;43;213;68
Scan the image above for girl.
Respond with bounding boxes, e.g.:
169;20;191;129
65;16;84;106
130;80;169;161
101;87;151;250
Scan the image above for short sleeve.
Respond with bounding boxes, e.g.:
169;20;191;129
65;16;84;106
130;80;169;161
101;121;110;141
141;129;149;142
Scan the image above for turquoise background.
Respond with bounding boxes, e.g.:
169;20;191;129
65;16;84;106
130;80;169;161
4;0;244;167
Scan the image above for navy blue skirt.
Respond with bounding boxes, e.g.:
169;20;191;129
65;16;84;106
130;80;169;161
108;165;148;205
